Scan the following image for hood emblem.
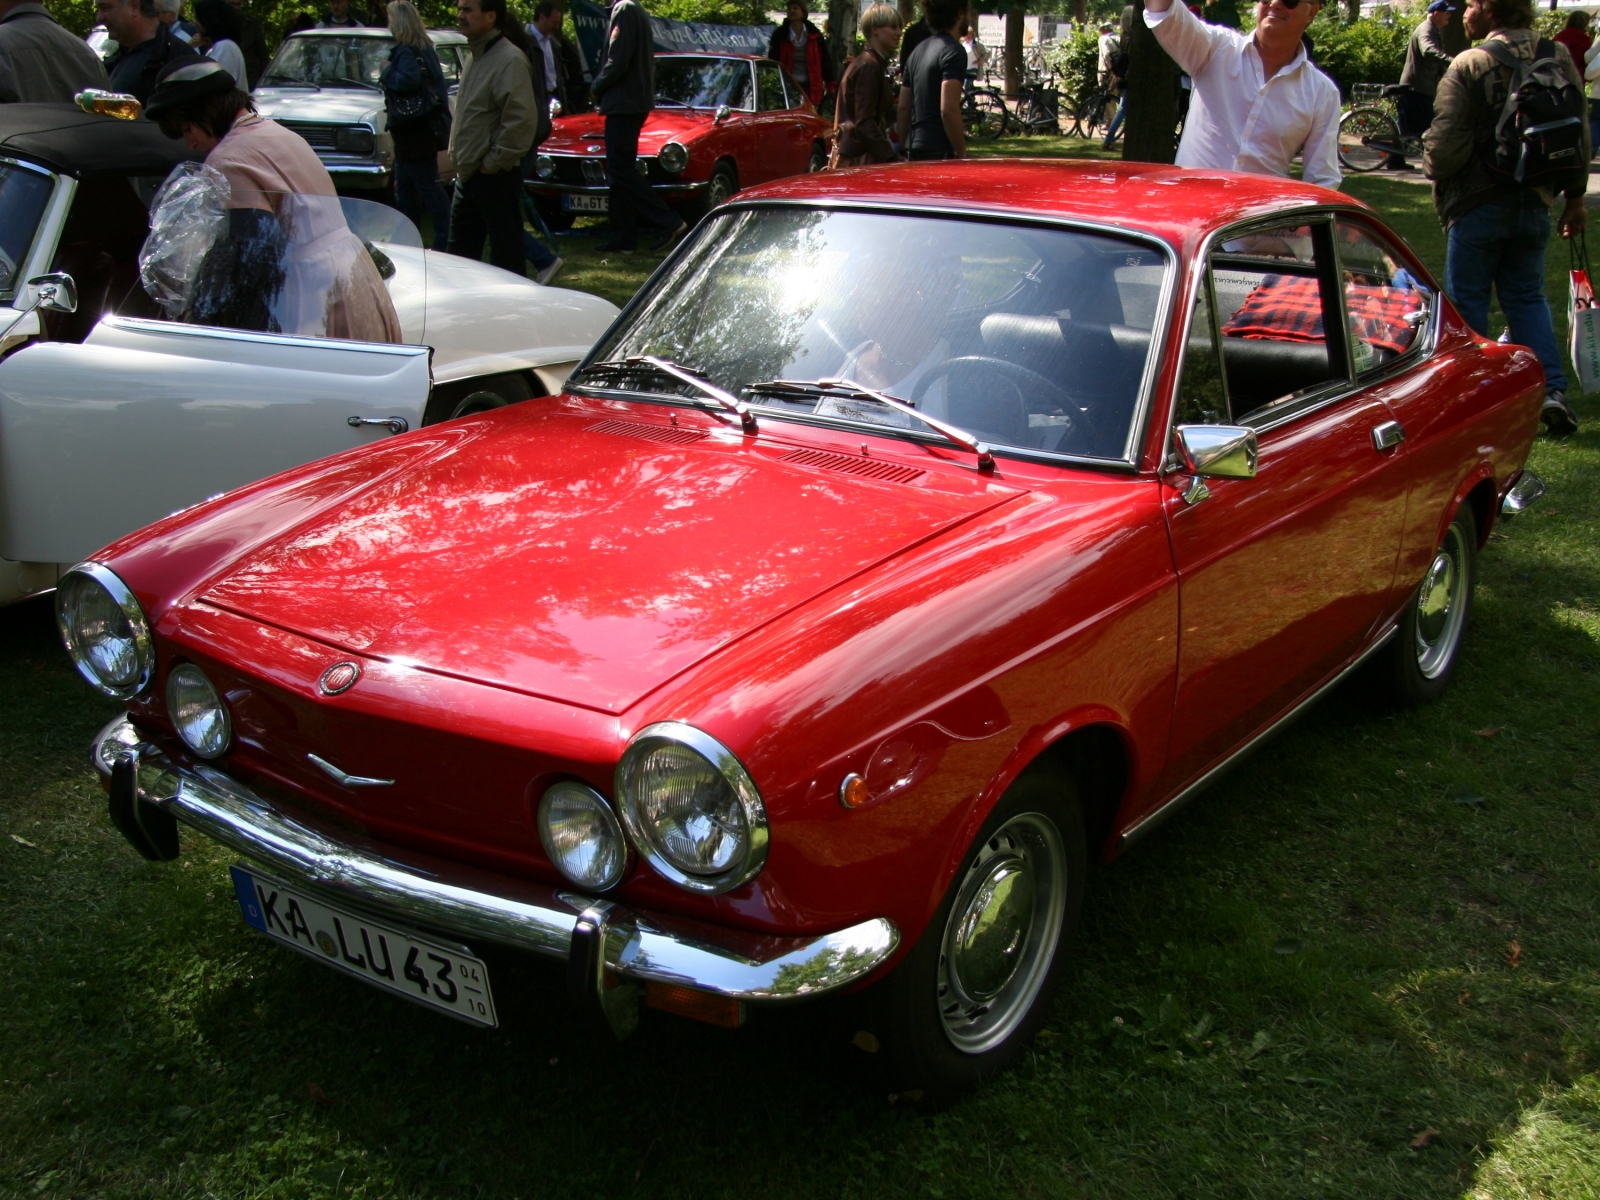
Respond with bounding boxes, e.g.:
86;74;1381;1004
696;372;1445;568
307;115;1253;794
308;753;394;788
318;661;361;695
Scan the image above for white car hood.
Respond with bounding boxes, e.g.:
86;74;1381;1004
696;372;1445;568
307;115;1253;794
252;88;382;126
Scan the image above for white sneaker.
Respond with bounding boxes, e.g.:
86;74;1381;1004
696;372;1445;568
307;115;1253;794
534;256;565;286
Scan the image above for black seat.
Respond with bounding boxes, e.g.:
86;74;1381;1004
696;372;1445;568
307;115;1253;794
1220;337;1334;414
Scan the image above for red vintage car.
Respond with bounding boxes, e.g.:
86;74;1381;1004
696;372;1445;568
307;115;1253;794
527;53;831;227
66;161;1547;1100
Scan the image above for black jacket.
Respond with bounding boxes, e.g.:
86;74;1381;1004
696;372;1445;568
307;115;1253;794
592;0;653;115
106;23;200;102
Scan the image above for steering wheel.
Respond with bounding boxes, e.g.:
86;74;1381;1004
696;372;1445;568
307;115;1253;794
909;355;1083;449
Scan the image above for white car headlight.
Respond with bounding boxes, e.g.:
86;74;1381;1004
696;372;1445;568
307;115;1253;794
658;141;688;174
56;563;154;699
538;781;627;891
166;663;231;759
535;153;555;179
616;722;767;894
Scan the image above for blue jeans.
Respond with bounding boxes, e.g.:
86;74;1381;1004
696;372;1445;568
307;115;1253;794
1104;91;1127;145
1446;193;1567;392
394;158;450;251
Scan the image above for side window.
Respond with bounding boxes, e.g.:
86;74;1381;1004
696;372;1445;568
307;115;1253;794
1210;222;1346;420
778;64;802;107
436;46;461;87
758;63;786;111
1337;219;1433;374
1174;273;1229;427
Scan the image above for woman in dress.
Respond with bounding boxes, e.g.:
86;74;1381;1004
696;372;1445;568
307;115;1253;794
144;58;402;342
380;0;451;250
832;4;901;168
192;0;248;90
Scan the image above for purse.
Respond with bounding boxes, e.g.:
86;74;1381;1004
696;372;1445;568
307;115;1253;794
385;48;438;132
1569;233;1600;392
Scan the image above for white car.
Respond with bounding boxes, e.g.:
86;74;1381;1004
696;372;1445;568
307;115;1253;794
0;102;618;605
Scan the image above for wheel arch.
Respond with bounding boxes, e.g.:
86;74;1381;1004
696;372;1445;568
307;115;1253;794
1463;474;1497;548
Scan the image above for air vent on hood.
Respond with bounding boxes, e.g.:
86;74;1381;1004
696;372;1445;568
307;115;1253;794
780;448;925;484
586;419;708;445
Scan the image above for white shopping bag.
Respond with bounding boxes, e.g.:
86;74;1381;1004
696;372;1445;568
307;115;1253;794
1569;252;1600;392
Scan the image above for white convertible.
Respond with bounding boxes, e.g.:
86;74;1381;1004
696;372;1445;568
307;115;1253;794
0;103;618;605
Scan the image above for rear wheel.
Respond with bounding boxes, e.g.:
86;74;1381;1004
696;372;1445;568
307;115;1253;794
1371;505;1477;706
1338;106;1400;173
422;371;537;426
808;141;829;172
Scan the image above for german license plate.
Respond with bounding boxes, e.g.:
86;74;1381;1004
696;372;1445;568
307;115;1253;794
564;192;608;212
230;864;497;1027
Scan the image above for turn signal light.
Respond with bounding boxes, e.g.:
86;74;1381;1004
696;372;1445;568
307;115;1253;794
645;982;745;1028
839;772;870;809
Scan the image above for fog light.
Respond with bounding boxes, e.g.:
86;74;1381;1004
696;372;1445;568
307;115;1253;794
658;141;687;174
335;125;375;154
166;663;231;759
538;781;627;891
646;982;745;1028
535;153;555;180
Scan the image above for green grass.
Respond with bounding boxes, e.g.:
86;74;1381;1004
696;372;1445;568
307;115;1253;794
3;147;1599;1198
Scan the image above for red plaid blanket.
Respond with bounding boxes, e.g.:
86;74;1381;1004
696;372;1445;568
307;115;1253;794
1221;274;1424;357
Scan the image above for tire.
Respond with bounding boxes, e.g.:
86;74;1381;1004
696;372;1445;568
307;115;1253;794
422;371;536;426
808;141;829;172
707;162;737;208
1338;106;1400;173
866;767;1086;1104
1372;504;1477;706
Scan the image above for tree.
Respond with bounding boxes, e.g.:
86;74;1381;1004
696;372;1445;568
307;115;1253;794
1005;6;1023;96
829;0;858;76
1119;0;1180;163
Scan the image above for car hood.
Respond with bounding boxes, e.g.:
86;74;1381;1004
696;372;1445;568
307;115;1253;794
252;88;381;125
196;398;1025;714
545;110;718;153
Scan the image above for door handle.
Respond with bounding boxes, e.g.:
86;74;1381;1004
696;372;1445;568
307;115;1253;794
1371;420;1405;451
348;416;409;435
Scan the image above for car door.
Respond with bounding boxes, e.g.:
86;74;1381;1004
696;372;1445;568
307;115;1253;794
1156;216;1410;794
753;61;807;181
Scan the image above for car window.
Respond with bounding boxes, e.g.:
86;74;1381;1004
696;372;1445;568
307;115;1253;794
1174;274;1230;426
0;163;53;303
262;35;393;88
581;207;1168;462
778;64;802;107
1337;219;1433;374
654;56;755;111
434;44;462;86
1209;222;1346;420
758;63;786;111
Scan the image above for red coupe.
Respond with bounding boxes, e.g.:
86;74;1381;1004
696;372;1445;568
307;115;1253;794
527;53;832;227
67;161;1547;1100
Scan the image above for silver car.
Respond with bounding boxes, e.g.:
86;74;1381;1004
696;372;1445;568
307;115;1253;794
251;28;467;193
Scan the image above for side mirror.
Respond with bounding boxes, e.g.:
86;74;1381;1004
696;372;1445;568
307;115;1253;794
27;272;78;315
714;103;731;124
1175;424;1257;479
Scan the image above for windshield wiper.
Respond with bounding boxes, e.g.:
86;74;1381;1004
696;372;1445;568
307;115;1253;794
575;356;758;433
747;378;994;471
263;75;319;89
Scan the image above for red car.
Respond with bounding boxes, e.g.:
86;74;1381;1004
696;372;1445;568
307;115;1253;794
528;53;831;227
67;161;1547;1100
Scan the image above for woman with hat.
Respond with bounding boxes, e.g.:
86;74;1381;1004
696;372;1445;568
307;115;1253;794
143;57;402;342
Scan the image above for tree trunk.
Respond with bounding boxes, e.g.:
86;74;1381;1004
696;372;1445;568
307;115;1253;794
828;0;857;77
1074;0;1087;21
1440;7;1467;54
1005;7;1024;98
1121;0;1180;163
898;0;916;31
1343;0;1359;23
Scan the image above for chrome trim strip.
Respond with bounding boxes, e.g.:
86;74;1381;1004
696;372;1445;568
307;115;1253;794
91;716;896;1001
307;753;394;788
1118;623;1398;850
525;182;708;195
95;314;430;356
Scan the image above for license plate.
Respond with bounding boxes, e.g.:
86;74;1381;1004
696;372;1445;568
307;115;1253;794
564;192;608;212
230;864;497;1027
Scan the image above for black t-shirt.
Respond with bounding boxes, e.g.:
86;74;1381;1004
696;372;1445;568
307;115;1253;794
906;31;966;155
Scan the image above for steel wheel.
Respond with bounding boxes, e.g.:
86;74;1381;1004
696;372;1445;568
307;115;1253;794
1414;520;1470;680
1339;106;1398;173
936;812;1068;1054
707;164;737;209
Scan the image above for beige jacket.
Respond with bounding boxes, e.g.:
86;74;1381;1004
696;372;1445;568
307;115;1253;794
449;31;537;182
1423;28;1589;227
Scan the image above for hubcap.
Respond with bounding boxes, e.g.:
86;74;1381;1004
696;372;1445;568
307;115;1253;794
1414;523;1468;679
937;813;1066;1054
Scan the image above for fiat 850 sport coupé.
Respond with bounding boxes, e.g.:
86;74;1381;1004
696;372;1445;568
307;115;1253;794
69;161;1546;1099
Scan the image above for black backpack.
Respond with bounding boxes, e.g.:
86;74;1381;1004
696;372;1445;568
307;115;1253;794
1480;37;1586;189
1109;46;1129;80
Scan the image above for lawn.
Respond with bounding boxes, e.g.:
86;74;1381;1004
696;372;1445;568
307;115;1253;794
2;145;1598;1199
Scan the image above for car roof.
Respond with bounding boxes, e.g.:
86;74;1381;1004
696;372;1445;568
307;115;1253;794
283;27;465;42
739;159;1363;250
657;52;764;61
0;102;201;179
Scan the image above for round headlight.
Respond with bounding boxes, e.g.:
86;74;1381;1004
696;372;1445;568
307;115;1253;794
616;722;767;894
166;663;231;759
535;153;555;180
55;563;154;699
658;141;688;174
538;781;627;891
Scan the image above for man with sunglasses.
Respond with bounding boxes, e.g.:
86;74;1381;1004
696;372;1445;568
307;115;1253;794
1143;0;1341;188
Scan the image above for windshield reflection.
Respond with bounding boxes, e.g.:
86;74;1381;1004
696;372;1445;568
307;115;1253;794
581;208;1167;460
262;35;391;88
654;57;754;111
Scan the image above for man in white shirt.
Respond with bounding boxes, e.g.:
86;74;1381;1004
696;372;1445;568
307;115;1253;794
1144;0;1342;188
1096;22;1119;88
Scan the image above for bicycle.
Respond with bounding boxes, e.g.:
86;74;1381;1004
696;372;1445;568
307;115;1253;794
962;74;1013;140
1338;82;1420;173
1011;75;1072;135
1068;82;1119;142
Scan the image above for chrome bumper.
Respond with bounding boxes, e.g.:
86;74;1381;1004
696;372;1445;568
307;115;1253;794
91;715;898;1020
1501;468;1546;515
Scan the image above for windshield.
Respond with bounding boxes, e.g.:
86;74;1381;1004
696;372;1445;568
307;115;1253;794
582;208;1167;461
262;35;392;88
0;164;53;302
655;57;754;111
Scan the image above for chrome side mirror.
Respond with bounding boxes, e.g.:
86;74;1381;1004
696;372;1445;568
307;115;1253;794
1175;424;1257;479
714;103;731;124
28;272;78;314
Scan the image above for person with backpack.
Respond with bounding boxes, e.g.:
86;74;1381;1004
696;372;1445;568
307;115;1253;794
380;0;451;250
1423;0;1587;435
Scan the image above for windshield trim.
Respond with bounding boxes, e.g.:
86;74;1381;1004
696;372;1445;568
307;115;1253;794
0;156;60;307
572;198;1178;473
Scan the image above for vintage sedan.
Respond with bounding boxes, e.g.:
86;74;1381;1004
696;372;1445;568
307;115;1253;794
252;27;469;193
0;103;617;605
71;161;1546;1100
528;52;831;227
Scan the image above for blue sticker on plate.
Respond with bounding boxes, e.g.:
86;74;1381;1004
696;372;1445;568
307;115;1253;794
230;865;268;932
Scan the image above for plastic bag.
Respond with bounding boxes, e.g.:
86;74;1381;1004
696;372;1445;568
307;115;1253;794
1569;234;1600;392
138;162;231;319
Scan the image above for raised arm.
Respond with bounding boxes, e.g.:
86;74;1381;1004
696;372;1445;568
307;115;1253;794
1143;0;1230;78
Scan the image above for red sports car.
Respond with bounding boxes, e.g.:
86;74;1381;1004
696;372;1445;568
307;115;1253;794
527;53;832;227
67;161;1547;1101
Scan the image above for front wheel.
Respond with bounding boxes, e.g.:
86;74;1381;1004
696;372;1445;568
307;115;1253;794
1371;504;1477;706
866;768;1085;1103
1338;106;1400;173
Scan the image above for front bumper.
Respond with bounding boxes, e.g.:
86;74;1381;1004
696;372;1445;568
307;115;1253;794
325;163;392;189
91;715;898;1016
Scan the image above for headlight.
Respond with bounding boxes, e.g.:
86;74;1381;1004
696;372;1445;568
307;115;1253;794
56;563;154;699
535;153;555;180
538;781;627;891
335;125;376;154
616;722;767;894
166;663;231;759
658;141;688;174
